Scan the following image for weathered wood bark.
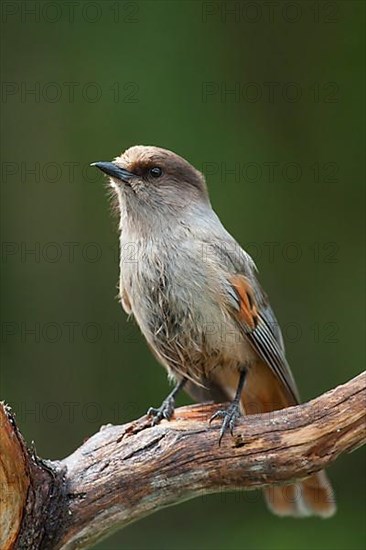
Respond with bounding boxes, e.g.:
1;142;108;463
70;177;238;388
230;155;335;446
1;372;365;550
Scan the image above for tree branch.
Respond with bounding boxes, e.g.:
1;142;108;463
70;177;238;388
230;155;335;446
1;372;365;550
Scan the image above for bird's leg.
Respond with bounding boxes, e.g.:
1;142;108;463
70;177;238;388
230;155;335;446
210;369;247;445
147;378;187;425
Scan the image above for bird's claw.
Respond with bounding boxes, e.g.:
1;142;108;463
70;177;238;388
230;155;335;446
147;396;175;425
210;402;241;445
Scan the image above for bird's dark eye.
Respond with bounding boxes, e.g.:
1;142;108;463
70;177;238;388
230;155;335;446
149;167;162;178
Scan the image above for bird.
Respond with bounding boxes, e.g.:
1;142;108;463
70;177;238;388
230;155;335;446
92;145;336;518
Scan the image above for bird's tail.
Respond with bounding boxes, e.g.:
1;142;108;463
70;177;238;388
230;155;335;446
239;363;336;517
209;364;336;518
263;470;336;518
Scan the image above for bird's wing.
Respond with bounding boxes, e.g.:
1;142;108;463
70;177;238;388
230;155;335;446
224;273;300;404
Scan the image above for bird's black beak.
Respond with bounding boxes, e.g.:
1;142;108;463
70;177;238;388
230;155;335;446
91;161;134;183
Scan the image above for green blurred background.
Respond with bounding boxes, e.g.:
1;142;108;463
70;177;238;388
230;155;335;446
1;1;365;549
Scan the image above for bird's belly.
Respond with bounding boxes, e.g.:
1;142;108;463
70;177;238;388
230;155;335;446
122;256;256;383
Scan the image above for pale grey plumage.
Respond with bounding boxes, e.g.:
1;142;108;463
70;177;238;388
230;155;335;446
109;145;299;402
92;144;335;518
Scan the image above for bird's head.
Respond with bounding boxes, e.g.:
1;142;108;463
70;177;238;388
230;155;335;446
92;145;210;226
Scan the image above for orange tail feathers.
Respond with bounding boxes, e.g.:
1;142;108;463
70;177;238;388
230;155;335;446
264;471;336;518
212;364;336;518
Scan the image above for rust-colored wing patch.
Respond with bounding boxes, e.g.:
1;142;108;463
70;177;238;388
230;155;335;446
227;274;300;404
230;275;258;331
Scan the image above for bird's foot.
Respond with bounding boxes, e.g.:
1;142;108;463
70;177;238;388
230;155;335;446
147;395;175;425
209;400;242;445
